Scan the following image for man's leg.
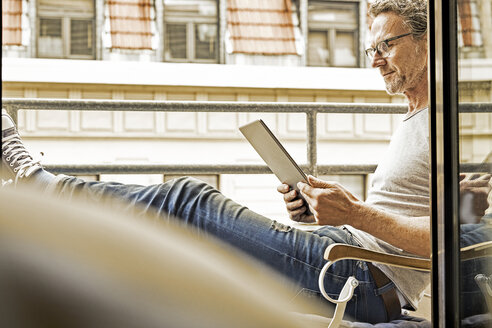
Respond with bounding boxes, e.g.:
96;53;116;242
51;175;390;323
460;216;492;318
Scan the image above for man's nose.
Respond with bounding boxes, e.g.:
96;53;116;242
371;52;386;68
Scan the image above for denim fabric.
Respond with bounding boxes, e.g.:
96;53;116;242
460;216;492;319
54;175;392;323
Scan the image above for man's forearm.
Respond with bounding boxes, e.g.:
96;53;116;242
352;203;431;257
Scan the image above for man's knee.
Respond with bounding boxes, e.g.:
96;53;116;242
171;176;209;187
165;176;216;197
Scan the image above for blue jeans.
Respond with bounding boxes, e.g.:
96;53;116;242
460;217;492;318
52;175;492;322
54;175;390;323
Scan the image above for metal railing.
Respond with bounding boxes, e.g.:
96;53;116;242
2;98;491;176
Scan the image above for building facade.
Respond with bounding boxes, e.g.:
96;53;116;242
2;0;491;224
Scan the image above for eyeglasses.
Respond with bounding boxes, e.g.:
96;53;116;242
365;33;412;59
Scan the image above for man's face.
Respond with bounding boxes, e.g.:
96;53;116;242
369;12;427;95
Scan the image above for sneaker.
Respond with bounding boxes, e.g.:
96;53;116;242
2;110;42;184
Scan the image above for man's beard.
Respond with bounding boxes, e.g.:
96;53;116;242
384;73;405;95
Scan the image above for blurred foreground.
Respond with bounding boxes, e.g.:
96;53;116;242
0;185;330;328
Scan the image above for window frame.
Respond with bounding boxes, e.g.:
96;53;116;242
307;27;359;67
306;0;360;68
429;0;463;325
163;1;219;63
36;6;95;59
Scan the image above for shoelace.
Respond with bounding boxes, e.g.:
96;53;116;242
2;134;41;184
1;179;13;188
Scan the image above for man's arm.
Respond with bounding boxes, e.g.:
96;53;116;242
296;176;430;257
349;205;430;258
279;174;490;257
459;173;491;224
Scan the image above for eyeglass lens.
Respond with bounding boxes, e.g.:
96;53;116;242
365;41;389;59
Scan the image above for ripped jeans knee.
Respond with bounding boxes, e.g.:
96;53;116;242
270;220;293;232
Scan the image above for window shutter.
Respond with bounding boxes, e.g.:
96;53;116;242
334;31;357;67
38;18;64;57
307;31;329;66
70;19;93;56
165;23;187;59
195;24;217;59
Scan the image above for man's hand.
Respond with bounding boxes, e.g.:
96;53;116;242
281;176;430;257
459;173;491;224
297;175;363;226
277;183;315;223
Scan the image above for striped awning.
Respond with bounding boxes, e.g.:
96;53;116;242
107;0;153;50
457;0;483;47
227;0;298;55
2;0;22;46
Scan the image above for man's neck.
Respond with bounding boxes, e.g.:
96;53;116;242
404;81;429;114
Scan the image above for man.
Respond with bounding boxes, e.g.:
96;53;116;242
1;0;490;323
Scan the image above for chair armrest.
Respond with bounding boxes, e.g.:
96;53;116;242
323;240;491;272
461;241;492;261
323;244;431;271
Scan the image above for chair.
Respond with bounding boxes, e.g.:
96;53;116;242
318;242;492;328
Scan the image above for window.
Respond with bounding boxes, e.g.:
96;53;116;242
37;0;95;59
431;1;492;324
163;0;218;63
307;1;359;67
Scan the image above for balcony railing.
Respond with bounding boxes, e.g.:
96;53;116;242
2;98;491;176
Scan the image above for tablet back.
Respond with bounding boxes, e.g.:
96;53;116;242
239;119;307;192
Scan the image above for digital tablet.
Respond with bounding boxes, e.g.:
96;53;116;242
239;119;312;216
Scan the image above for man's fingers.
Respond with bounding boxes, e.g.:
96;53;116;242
468;173;482;180
298;181;324;201
464;179;491;188
286;198;304;211
459;173;467;182
289;206;307;219
307;204;317;218
297;214;316;224
277;183;290;193
297;181;313;197
297;184;320;210
307;175;337;188
466;173;491;181
283;189;298;202
290;209;316;223
298;180;333;205
307;175;324;186
477;174;491;181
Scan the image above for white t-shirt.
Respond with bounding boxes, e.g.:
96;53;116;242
344;107;430;310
